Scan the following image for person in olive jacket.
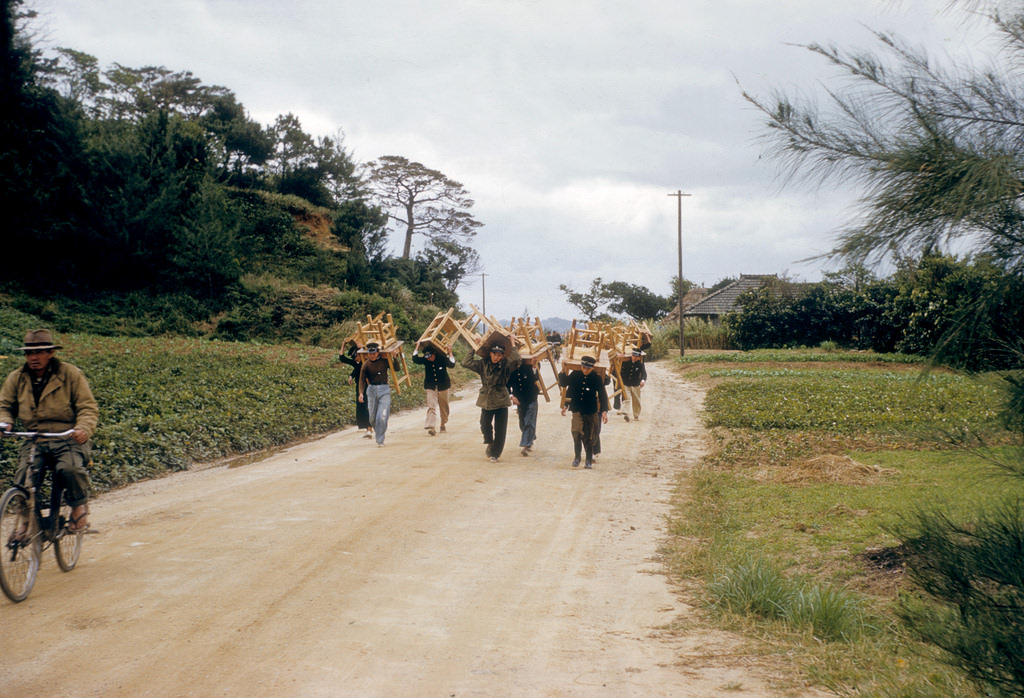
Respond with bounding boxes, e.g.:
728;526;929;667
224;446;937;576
412;342;456;436
0;329;99;531
462;341;521;462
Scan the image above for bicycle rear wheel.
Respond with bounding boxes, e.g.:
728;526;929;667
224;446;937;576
0;487;41;603
54;492;83;571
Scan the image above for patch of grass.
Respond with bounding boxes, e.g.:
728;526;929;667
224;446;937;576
664;349;1019;695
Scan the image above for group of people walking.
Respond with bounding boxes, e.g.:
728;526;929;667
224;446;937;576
0;325;646;538
340;335;647;469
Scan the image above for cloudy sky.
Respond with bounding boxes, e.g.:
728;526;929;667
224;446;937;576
31;0;991;321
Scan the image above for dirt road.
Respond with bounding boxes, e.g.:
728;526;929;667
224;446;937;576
1;363;798;697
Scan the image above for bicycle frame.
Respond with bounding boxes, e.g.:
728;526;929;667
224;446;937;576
1;429;80;602
9;429;76;532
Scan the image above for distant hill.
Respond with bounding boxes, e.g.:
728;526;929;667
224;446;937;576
542;317;572;332
497;316;572;332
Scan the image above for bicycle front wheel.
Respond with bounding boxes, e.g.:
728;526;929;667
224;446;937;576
0;487;41;603
54;494;83;571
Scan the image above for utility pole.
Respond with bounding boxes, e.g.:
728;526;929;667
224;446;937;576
668;190;691;357
480;273;487;316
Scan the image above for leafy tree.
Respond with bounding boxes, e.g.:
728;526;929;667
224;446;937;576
603;281;671;320
0;0;93;293
365;155;483;259
745;4;1024;692
416;238;480;293
669;274;698;301
40;47;104;113
559;278;613;321
199;93;274;187
270;113;353;207
331;199;389;290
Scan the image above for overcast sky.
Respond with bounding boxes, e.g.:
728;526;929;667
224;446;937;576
31;0;992;321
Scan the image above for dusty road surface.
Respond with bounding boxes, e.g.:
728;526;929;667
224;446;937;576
1;363;809;697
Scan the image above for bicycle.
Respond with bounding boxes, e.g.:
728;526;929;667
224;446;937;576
0;429;85;603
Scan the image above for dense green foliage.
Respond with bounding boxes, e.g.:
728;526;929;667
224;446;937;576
0;0;464;341
0;334;428;489
725;257;1024;372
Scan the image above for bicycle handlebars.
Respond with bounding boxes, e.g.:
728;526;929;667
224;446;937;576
0;428;76;440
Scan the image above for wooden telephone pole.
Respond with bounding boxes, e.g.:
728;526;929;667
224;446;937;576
668;190;691;357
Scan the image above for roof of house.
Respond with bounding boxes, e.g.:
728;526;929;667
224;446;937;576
683;274;779;317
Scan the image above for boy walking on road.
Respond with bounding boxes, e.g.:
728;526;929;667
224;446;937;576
619;347;647;422
558;355;609;469
358;342;391;446
412;343;456;436
508;356;540;456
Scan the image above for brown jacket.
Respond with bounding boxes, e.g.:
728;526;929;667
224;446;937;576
0;358;99;439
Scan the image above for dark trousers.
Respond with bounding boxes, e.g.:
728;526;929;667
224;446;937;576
355;393;371;429
570;411;601;462
480;407;509;459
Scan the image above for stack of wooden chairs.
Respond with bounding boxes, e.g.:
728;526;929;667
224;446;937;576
557;319;652;407
506;316;560;402
416;306;563;403
561;319;611;374
342;311;413;394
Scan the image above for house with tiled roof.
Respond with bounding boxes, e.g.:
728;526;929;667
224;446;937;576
680;274;785;324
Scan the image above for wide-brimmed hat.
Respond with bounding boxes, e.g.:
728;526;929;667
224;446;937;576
18;329;62;352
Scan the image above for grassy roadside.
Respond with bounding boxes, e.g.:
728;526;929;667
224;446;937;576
662;349;1019;696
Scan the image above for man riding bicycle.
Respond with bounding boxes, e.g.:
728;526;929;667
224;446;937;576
0;329;99;532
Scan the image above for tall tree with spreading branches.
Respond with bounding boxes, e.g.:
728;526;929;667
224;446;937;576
365;155;483;259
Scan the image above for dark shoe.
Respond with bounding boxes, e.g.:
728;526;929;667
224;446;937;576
520;447;529;456
428;428;436;436
485;445;492;458
584;460;593;469
488;456;498;463
571;458;580;468
440;426;446;433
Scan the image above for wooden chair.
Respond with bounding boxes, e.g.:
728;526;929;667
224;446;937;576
557;320;616;409
457;304;516;357
416;308;463;355
342;312;413;394
507;317;560;402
